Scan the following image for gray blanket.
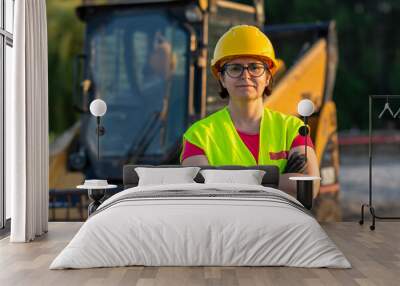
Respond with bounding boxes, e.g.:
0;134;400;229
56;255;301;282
92;189;311;218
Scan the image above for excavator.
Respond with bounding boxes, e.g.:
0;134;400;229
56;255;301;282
49;0;341;221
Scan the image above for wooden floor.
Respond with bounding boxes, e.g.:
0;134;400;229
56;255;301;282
0;222;399;286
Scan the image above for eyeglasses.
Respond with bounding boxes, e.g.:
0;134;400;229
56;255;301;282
222;63;269;78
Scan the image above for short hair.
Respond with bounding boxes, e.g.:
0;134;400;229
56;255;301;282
217;70;273;99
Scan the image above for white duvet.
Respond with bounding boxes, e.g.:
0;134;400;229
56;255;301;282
50;183;351;269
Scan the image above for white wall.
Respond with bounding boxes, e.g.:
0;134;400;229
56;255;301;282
5;0;14;34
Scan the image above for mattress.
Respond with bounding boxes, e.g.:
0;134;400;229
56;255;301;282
50;183;351;269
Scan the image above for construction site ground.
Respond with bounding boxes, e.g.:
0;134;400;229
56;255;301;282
339;135;400;221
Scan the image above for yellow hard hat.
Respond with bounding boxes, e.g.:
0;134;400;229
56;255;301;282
210;25;278;78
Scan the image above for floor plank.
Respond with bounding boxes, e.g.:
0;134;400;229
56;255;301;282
0;222;399;286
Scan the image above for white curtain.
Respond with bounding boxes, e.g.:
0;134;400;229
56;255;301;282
6;0;49;242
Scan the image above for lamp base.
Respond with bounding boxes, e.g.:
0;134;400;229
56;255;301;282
87;188;105;215
296;180;313;210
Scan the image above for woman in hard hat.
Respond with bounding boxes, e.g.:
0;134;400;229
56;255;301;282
180;25;320;198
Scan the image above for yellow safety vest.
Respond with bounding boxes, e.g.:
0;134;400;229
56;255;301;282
180;106;304;173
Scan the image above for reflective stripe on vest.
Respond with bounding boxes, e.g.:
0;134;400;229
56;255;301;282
180;106;304;173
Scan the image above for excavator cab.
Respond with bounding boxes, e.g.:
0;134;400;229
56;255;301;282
72;3;193;180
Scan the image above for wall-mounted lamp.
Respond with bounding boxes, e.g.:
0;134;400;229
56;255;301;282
297;99;315;163
89;99;107;160
291;99;320;210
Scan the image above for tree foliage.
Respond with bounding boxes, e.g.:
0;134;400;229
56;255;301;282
266;0;400;130
47;0;83;135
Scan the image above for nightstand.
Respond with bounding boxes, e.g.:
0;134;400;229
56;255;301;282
77;183;117;216
289;176;321;210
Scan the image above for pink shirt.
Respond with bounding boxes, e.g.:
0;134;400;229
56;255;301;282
181;128;314;163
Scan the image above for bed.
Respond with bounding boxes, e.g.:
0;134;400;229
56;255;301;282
50;165;351;269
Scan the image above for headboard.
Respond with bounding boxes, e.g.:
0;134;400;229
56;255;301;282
123;165;280;189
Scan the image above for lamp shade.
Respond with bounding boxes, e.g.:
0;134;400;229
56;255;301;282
297;99;314;117
89;99;107;117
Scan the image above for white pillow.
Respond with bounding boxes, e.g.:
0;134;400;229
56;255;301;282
200;169;266;185
135;167;201;186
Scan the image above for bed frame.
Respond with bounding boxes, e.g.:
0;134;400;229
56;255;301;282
79;165;314;215
123;165;280;189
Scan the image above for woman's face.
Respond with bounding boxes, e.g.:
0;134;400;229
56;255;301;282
219;57;271;101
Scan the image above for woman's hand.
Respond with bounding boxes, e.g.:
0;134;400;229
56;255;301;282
283;151;307;173
279;146;320;199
